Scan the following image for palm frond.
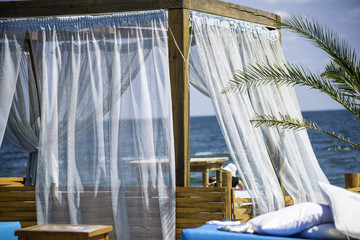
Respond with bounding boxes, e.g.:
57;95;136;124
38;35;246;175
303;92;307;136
223;63;360;119
322;61;360;100
280;14;360;88
251;113;360;149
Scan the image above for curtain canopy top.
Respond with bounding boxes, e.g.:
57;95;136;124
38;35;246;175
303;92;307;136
190;11;279;42
0;10;167;32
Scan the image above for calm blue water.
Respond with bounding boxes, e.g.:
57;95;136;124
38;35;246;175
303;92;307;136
1;110;359;187
189;110;360;187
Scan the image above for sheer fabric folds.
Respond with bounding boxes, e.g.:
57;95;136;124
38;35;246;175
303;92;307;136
0;21;26;146
5;50;40;186
0;10;175;240
189;11;328;214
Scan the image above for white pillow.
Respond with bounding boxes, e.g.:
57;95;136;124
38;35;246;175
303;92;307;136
296;223;347;239
318;182;360;239
248;202;333;236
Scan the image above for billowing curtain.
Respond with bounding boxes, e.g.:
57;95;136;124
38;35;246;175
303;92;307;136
189;11;328;214
0;20;26;146
26;10;174;240
4;49;40;186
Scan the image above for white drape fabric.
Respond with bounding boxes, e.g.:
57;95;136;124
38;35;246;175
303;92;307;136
189;11;329;214
2;10;176;240
0;21;26;147
4;50;40;186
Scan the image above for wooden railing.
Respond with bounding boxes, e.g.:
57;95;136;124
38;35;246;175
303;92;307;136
0;178;36;228
2;174;358;239
176;187;231;239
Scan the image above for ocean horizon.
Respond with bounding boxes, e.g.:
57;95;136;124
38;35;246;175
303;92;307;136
189;109;360;187
1;109;359;188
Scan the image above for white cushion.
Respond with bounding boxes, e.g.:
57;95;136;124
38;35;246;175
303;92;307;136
248;202;333;236
318;182;360;239
296;223;347;239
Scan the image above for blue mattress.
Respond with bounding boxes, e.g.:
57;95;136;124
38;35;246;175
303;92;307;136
0;222;21;240
181;224;312;240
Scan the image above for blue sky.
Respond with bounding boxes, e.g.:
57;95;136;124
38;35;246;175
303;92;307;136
190;0;360;116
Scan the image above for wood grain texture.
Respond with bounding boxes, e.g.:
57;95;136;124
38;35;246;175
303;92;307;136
168;8;191;187
176;187;231;239
345;173;360;189
0;0;279;28
0;0;183;18
0;180;37;228
189;0;279;27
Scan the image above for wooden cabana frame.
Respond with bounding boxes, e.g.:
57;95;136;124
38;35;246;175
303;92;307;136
0;0;280;188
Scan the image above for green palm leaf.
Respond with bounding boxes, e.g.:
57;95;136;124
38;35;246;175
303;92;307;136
251;113;360;149
224;14;360;148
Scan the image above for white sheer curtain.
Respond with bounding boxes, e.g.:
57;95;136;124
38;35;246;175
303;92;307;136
189;11;328;214
247;42;329;203
0;21;26;147
5;49;40;186
25;10;174;240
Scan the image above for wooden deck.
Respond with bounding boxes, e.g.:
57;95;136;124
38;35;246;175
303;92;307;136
2;175;359;239
0;177;234;240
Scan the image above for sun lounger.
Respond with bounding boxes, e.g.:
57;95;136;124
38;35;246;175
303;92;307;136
181;223;311;240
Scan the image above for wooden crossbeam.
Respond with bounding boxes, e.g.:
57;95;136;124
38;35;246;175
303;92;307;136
0;0;279;28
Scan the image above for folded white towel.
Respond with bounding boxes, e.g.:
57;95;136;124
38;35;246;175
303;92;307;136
217;223;255;234
206;220;242;226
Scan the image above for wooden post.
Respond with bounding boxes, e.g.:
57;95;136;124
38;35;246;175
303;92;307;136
222;170;233;220
222;170;233;189
168;9;190;187
345;173;360;189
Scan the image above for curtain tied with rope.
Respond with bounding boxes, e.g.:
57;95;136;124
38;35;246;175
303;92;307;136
189;11;329;215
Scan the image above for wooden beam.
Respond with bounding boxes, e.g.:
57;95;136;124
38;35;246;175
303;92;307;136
189;0;279;27
168;8;190;187
345;173;360;189
0;0;280;28
0;0;184;18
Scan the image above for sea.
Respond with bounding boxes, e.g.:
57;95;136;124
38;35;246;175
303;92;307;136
0;110;359;188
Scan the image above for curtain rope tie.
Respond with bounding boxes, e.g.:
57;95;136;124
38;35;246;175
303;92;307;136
168;25;191;68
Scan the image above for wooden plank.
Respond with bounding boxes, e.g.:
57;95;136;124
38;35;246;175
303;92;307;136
20;221;38;228
176;218;219;224
0;186;35;192
176;213;223;219
176;192;223;198
188;0;279;27
176;207;224;213
176;202;224;208
0;211;36;218
176;187;225;193
234;214;251;222
0;216;37;221
0;0;183;18
176;197;222;203
0;201;36;208
168;8;191;187
234;207;252;215
0;192;36;201
0;206;36;212
0;177;25;187
0;0;279;29
176;222;203;229
0;177;25;182
233;198;252;204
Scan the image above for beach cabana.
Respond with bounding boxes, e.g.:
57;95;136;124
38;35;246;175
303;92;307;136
0;0;331;239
